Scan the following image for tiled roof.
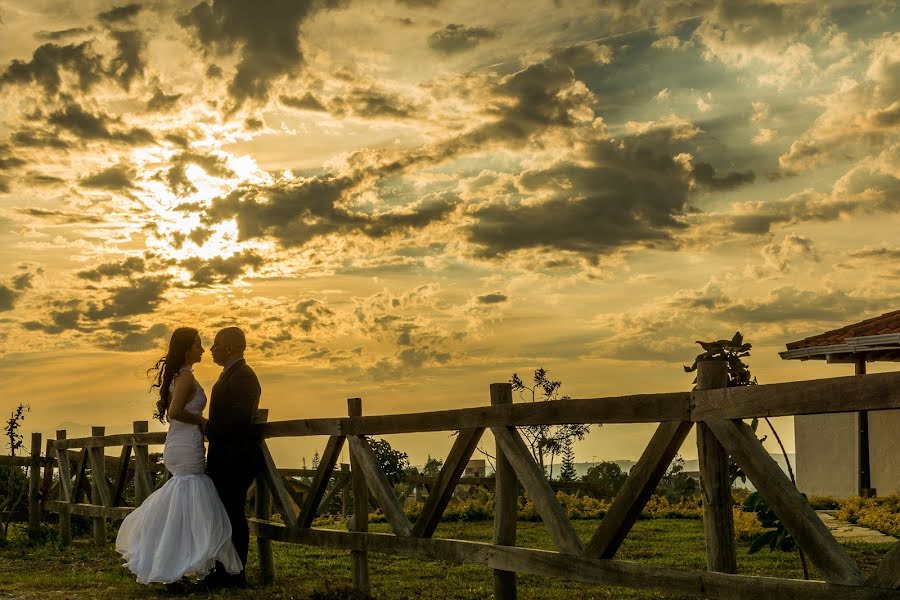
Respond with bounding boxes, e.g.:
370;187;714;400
785;309;900;349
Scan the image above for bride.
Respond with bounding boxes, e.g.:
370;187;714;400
115;327;242;585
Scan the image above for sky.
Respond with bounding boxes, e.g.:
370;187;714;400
0;0;898;470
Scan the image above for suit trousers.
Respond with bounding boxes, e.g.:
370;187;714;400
209;464;258;576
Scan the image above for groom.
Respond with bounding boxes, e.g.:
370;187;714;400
203;326;263;587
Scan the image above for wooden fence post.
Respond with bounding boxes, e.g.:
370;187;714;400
133;421;151;504
55;430;72;545
340;463;350;517
90;426;107;545
255;409;276;584
28;432;42;529
491;383;517;599
696;361;736;574
348;397;370;594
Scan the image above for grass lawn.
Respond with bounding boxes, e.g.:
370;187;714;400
0;519;893;600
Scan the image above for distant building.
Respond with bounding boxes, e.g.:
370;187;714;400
464;459;486;478
781;310;900;497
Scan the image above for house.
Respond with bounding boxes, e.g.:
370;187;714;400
780;309;900;497
464;459;486;478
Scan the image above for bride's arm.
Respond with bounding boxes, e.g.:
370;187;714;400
167;372;208;428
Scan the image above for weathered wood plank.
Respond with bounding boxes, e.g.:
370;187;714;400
491;384;518;600
111;445;132;507
413;427;485;538
298;435;346;528
89;427;108;545
53;431;167;449
869;541;900;589
259;438;299;528
87;447;113;508
348;435;413;537
692;371;900;420
696;361;736;574
54;433;73;503
28;432;42;529
255;409;276;584
317;476;350;515
704;418;865;586
492;426;583;556
54;431;73;545
132;421;153;504
72;449;88;504
347;398;370;595
260;392;692;439
585;420;693;558
45;500;134;520
39;437;55;514
250;522;900;600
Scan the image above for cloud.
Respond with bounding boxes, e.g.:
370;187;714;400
107;30;146;89
279;92;327;112
16;208;105;224
147;87;182;111
163;151;234;195
698;144;900;236
427;24;497;54
98;4;144;24
0;41;105;96
779;33;900;172
465;130;695;258
195;174;455;248
718;287;884;324
98;322;168;352
179;251;264;286
761;234;818;273
0;266;38;312
84;275;170;321
46;103;155;145
177;0;349;109
476;292;507;304
849;245;900;260
34;28;96;41
79;164;137;190
0;286;17;311
294;298;336;333
77;257;146;281
330;87;421;120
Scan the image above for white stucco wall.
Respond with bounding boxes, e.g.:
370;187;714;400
795;413;859;497
869;409;900;495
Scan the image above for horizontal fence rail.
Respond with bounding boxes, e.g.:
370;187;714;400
6;366;900;598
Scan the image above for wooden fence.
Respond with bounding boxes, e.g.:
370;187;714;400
8;362;900;598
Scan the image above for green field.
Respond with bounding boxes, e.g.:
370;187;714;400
0;519;893;599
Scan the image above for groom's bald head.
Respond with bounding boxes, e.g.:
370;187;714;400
211;326;247;366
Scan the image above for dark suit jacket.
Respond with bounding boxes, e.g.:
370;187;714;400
206;358;263;475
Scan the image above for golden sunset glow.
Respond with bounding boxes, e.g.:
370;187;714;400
0;0;898;468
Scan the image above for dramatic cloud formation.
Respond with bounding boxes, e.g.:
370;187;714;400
1;0;898;464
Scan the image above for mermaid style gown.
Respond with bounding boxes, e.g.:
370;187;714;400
115;369;242;584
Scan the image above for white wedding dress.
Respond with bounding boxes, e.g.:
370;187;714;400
115;368;242;584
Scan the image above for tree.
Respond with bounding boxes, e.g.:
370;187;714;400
558;440;578;482
422;455;443;479
1;403;30;540
367;437;409;485
312;450;320;471
656;455;698;502
582;461;627;498
510;368;591;479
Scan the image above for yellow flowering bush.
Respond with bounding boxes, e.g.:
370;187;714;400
836;495;900;537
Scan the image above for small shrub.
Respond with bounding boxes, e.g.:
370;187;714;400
836;495;900;537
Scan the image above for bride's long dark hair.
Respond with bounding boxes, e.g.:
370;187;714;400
149;327;198;423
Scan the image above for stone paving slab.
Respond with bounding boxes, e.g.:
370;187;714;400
816;510;897;543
